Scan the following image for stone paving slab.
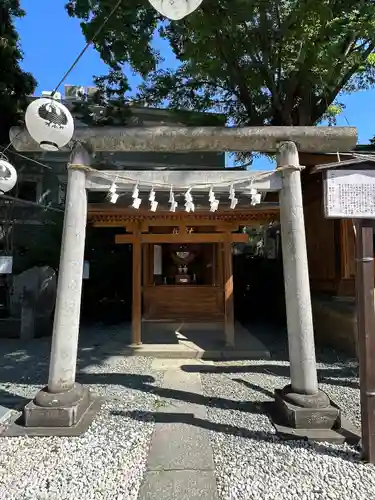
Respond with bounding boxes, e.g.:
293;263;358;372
138;470;219;500
139;362;218;500
162;368;205;394
147;420;214;471
158;368;209;418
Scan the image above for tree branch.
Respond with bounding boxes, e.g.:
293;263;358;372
314;42;375;121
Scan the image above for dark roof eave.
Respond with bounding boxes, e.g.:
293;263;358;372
310;156;375;174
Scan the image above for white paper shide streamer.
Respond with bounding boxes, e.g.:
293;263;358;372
209;186;219;212
250;187;262;206
108;182;119;204
94;168;271;211
132;184;142;209
169;186;178;212
184;188;195;212
229;185;238;209
149;187;158;212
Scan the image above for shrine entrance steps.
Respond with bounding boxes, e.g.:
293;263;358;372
82;321;270;360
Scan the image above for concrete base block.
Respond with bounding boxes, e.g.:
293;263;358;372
23;383;91;428
1;396;102;438
274;388;339;430
266;385;361;445
265;402;360;445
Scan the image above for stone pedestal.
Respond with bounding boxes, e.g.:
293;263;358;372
24;383;90;428
274;385;339;430
268;386;360;444
2;383;101;437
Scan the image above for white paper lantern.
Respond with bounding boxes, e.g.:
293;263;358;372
25;98;74;151
0;159;17;193
148;0;203;20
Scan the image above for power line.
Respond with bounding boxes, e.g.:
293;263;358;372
10;151;52;170
0;193;64;213
52;0;123;96
1;0;123;155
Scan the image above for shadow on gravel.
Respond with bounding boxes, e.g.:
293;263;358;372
0;389;30;411
77;372;265;413
116;409;362;463
0;337;119;410
180;364;359;389
233;378;274;398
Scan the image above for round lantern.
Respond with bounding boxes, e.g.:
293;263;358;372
148;0;203;20
0;159;17;193
25;98;74;152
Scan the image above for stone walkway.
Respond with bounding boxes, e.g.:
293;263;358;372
140;359;218;500
0;327;374;500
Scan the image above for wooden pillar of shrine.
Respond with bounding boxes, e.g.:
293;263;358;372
132;228;142;345
224;237;235;347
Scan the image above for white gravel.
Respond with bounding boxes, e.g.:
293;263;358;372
200;356;375;500
0;333;164;500
1;328;374;500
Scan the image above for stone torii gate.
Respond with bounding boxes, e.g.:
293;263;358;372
7;125;357;437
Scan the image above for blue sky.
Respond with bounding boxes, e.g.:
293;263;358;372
16;0;375;169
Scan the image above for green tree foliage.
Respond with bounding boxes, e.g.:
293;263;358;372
0;0;36;146
66;0;375;129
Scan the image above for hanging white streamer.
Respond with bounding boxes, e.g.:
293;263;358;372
132;197;142;209
185;200;195;212
210;199;219;212
169;186;175;203
109;192;119;204
85;168;275;212
150;200;158;212
230;197;238;209
132;184;139;199
184;188;193;203
170;200;178;212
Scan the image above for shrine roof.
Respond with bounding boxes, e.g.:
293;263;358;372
311;155;375;174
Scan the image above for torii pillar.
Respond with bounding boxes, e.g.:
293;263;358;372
21;142;95;433
6;125;357;437
273;141;341;436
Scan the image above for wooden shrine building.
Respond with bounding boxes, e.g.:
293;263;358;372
86;171;280;347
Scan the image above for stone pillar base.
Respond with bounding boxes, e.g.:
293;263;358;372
24;383;91;428
274;385;339;429
267;384;360;444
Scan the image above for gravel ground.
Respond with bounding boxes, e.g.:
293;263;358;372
0;332;164;500
200;352;374;500
0;327;374;500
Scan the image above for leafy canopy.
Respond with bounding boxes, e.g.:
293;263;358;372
0;0;36;146
66;0;375;128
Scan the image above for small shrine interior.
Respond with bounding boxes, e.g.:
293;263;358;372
88;204;279;346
